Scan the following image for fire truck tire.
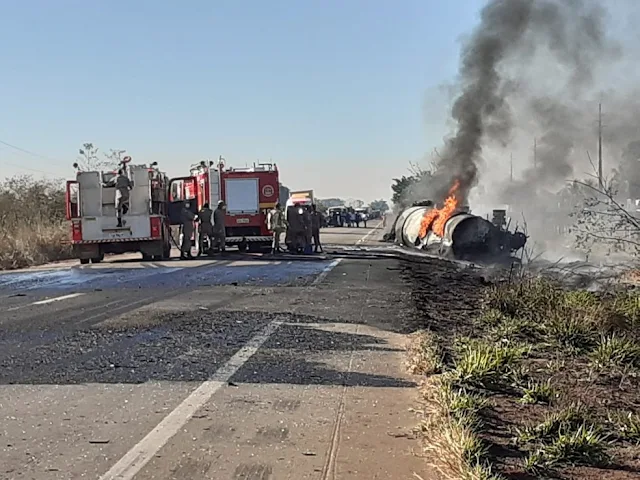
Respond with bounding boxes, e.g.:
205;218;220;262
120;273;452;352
80;258;90;265
141;253;152;261
90;255;103;264
162;242;171;260
238;241;248;253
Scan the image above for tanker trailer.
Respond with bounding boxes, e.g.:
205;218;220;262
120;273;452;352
388;204;526;261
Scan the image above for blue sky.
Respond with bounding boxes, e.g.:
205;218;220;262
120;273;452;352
0;0;486;202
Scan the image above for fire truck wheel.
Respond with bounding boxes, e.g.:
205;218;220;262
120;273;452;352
141;253;153;261
238;241;248;253
162;242;171;260
80;258;90;265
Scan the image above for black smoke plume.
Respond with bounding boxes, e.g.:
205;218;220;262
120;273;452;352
426;0;618;206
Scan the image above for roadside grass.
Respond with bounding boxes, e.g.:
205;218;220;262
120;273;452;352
410;273;640;479
0;176;71;270
407;330;444;375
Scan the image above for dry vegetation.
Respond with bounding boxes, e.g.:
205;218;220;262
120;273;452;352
0;176;71;270
404;259;640;480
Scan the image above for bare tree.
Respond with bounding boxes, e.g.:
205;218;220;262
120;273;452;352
569;160;640;257
103;149;127;168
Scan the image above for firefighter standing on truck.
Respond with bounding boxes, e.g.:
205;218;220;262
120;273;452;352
268;203;287;254
213;200;226;252
180;201;196;259
107;169;132;228
197;203;213;256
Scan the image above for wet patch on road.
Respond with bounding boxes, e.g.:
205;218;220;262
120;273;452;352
0;260;334;293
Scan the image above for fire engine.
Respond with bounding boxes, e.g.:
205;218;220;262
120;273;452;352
65;159;175;263
169;157;280;252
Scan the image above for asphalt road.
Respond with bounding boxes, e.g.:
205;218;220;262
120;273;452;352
0;221;429;480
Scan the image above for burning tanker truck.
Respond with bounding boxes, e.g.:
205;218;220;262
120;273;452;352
384;182;527;263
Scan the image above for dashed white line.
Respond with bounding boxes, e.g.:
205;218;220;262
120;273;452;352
355;222;382;245
7;292;86;311
98;318;283;480
32;293;85;305
311;258;343;286
311;222;381;286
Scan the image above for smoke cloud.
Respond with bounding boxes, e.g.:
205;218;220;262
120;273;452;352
421;0;624;208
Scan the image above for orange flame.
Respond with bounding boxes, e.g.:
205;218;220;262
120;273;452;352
418;180;460;238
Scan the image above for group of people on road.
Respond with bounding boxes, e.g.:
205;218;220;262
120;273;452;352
179;200;324;258
328;207;366;228
269;202;324;254
180;200;226;260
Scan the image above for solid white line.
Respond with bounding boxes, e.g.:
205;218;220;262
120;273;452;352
311;258;343;286
98;319;283;480
31;293;85;305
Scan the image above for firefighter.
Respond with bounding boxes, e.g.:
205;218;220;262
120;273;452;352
108;169;132;227
180;201;196;259
302;205;312;253
310;204;324;253
197;202;214;256
213;200;226;253
268;202;287;254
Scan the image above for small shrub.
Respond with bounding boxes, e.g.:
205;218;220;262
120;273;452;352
590;334;640;370
525;424;609;470
517;404;590;444
454;340;528;387
607;410;640;444
543;311;597;353
610;290;640;328
519;379;556;405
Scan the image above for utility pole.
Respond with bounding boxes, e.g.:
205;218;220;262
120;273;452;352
510;152;513;182
598;102;603;189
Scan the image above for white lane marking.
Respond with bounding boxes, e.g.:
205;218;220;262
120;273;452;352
32;293;85;305
98;319;283;480
355;222;382;245
311;258;343;286
311;222;381;286
8;292;86;311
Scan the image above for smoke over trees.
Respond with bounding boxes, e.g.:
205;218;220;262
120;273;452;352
418;0;629;213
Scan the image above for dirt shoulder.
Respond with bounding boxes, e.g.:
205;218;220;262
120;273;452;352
402;257;640;479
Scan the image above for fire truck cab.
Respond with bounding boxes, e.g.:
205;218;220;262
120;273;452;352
66;162;173;263
173;158;280;252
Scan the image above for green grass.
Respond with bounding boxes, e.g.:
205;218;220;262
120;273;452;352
453;339;528;387
517;404;590;444
437;378;489;429
519;379;556;405
607;410;640;444
590;334;640;370
408;330;444;375
523;423;609;473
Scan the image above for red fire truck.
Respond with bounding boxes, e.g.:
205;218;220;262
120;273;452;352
65;160;174;263
169;157;280;252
